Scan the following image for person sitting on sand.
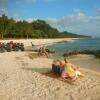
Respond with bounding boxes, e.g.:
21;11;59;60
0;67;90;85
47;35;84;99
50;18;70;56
58;60;68;79
64;58;77;80
38;47;43;56
38;46;49;58
64;58;84;80
52;60;67;78
52;60;61;75
43;46;49;58
52;59;84;80
59;60;65;71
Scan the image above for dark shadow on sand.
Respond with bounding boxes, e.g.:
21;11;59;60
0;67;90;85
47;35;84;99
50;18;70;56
21;67;75;85
22;67;60;79
21;67;61;80
25;53;38;59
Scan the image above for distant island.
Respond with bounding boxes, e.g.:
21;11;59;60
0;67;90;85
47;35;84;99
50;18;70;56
0;14;91;39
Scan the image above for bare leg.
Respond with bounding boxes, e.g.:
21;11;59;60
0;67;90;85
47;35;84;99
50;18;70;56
45;52;49;58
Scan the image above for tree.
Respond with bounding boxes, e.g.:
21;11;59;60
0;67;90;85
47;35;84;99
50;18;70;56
5;18;16;38
22;21;33;39
0;14;90;39
0;14;9;38
15;21;25;38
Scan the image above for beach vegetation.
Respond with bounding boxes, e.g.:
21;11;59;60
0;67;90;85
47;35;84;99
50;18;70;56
0;14;90;39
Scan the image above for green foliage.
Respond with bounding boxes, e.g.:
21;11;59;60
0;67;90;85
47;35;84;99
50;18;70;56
0;14;9;38
0;14;90;39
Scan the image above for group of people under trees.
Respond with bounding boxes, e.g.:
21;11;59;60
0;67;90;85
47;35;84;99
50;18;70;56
52;58;84;81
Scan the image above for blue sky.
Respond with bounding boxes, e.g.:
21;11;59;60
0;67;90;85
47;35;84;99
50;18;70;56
0;0;100;37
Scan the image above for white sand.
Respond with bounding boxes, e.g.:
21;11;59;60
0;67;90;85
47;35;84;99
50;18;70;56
0;39;100;100
0;38;76;47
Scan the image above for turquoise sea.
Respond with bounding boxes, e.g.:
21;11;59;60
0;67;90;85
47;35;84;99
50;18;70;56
48;38;100;58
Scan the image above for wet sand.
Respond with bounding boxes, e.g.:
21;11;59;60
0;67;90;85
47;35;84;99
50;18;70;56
69;54;100;72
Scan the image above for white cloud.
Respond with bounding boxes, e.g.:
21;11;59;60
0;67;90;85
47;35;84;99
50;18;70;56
46;8;100;37
0;8;6;13
24;8;100;37
0;0;8;15
46;12;90;29
26;18;36;22
0;8;7;15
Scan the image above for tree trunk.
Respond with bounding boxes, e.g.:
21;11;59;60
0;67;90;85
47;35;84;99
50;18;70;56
1;33;4;39
26;33;28;39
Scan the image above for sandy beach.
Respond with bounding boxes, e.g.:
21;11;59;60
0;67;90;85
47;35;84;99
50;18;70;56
0;39;100;100
0;38;76;46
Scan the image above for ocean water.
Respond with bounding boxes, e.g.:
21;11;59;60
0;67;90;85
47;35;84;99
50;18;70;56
48;38;100;58
47;38;100;72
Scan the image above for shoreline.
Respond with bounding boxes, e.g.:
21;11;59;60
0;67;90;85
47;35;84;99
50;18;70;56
0;38;77;46
63;50;100;59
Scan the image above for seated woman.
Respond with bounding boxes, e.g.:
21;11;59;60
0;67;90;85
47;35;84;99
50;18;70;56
52;60;64;75
42;46;49;58
63;58;84;80
52;58;84;81
38;46;49;58
57;60;67;79
52;60;67;77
